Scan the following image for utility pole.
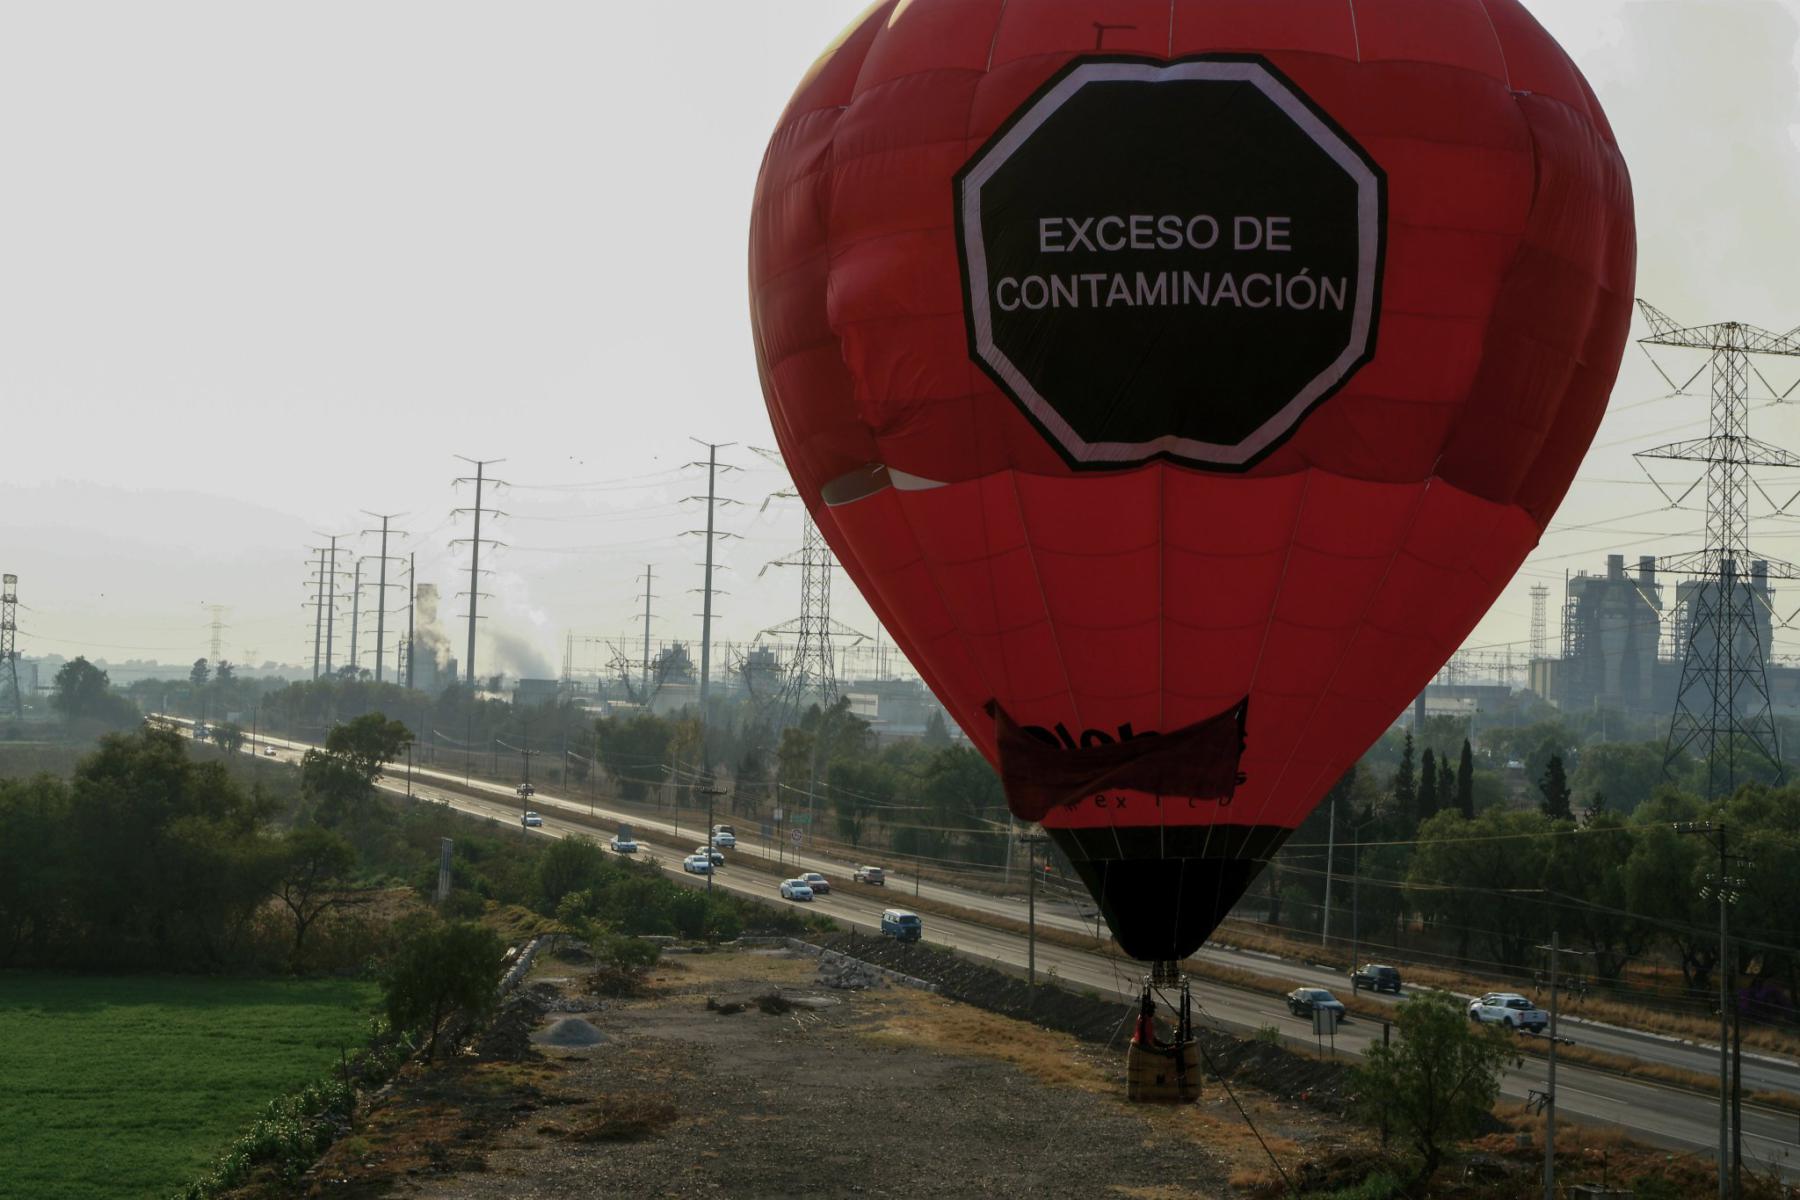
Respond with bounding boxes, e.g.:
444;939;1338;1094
405;553;416;690
1678;820;1749;1199
0;574;21;720
308;548;328;680
452;456;507;689
361;512;407;684
1536;932;1588;1200
348;557;362;679
684;440;740;713
316;533;349;676
702;787;725;894
1020;832;1047;986
639;564;657;701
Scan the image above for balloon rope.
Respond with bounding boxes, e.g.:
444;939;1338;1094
1187;996;1300;1200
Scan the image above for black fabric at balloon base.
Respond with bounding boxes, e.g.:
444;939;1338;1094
1048;825;1287;963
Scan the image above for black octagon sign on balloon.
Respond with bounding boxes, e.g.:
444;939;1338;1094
955;55;1386;471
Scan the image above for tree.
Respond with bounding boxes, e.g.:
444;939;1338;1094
594;713;674;801
190;658;210;687
51;658;140;729
65;726;270;967
1409;807;1551;967
1354;990;1513;1181
209;721;246;754
1538;754;1572;821
381;915;506;1060
1417;748;1438;823
269;826;357;969
1391;732;1416;829
922;708;952;747
1437;756;1454;816
825;758;891;848
537;836;609;911
302;712;412;827
1567;741;1666;817
1455;740;1474;819
214;660;235;683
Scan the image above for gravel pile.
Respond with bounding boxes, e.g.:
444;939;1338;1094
534;1017;607;1047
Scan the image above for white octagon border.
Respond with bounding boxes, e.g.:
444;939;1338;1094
960;58;1383;468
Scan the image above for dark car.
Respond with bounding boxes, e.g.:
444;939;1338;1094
1351;963;1403;994
1287;988;1346;1023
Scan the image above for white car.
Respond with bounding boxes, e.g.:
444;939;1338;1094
779;879;815;901
609;835;639;854
1468;993;1549;1032
682;854;713;875
711;828;737;849
263;747;277;757
522;811;544;828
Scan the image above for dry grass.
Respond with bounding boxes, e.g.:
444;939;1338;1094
858;987;1111;1095
857;981;1340;1194
544;1095;678;1143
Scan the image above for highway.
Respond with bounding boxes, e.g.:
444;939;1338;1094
192;721;1799;1178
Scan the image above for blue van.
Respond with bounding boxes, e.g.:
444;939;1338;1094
880;909;923;942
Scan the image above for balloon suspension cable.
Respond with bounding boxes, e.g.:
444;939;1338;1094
1189;995;1300;1200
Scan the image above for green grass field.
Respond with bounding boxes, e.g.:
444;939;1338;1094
0;973;380;1200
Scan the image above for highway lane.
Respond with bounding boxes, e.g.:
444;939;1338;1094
180;720;1799;1176
223;720;1800;1095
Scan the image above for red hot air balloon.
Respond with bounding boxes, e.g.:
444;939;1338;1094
750;0;1634;967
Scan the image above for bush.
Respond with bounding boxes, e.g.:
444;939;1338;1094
1352;990;1513;1183
380;915;506;1059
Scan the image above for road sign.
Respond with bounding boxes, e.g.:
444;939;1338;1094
790;829;804;848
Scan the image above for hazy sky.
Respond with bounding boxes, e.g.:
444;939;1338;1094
2;1;1799;683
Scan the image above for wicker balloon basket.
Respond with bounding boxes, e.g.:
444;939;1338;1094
1126;1037;1201;1104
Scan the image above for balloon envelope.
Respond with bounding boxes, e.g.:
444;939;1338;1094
750;0;1635;962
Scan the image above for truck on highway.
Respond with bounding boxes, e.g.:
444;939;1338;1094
853;865;886;886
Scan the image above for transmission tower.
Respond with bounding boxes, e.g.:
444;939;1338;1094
1529;585;1549;661
361;512;408;683
451;457;507;689
684;440;740;710
207;604;228;663
747;446;867;717
1;574;21;720
638;564;657;699
1634;300;1800;796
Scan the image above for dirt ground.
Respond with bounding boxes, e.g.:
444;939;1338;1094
300;945;1373;1199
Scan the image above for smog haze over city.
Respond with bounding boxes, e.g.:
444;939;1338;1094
2;1;1797;682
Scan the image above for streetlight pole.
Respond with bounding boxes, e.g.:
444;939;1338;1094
1537;932;1588;1200
1321;793;1337;948
1678;820;1747;1200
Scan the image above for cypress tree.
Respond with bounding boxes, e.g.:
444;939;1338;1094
1538;754;1573;821
1456;739;1475;819
1392;732;1416;821
1418;747;1439;821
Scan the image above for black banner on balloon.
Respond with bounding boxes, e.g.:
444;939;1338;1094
955;54;1386;471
